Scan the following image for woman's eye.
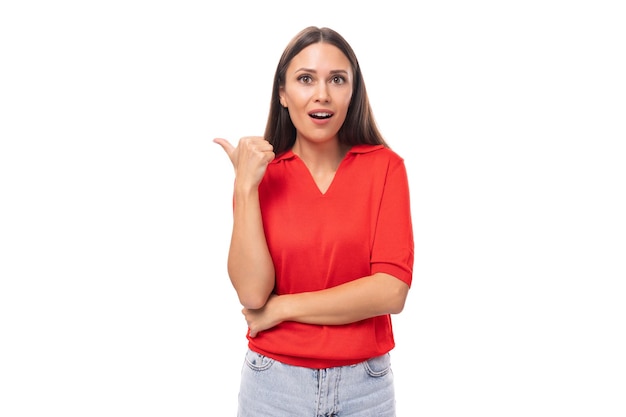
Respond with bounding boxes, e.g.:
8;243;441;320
298;75;312;83
331;76;345;84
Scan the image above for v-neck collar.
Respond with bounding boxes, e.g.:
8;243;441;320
271;144;385;196
272;144;384;163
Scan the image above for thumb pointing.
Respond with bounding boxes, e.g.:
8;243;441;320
213;137;238;169
213;137;235;156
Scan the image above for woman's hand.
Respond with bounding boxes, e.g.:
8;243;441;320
242;294;284;338
213;136;275;189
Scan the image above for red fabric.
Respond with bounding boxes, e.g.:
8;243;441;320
248;144;414;368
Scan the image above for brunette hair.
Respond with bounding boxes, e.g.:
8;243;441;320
264;26;388;155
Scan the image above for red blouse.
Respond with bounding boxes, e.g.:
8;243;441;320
248;144;414;368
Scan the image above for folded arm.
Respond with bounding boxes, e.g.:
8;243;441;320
243;272;409;337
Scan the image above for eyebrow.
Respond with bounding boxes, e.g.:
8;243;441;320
294;68;350;75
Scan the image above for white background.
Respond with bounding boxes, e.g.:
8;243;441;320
1;1;625;416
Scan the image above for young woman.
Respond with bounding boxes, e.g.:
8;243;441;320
214;26;414;417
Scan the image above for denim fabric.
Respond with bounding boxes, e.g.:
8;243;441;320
238;349;396;417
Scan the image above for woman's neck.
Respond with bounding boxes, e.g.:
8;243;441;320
292;140;349;174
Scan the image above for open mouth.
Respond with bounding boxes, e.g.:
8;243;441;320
309;111;333;119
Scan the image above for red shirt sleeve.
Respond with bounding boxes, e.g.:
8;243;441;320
370;155;414;287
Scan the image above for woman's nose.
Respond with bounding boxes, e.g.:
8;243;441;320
314;83;330;102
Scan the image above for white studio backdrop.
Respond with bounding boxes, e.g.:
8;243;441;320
1;1;625;416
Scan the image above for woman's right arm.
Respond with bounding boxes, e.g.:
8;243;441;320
214;137;276;309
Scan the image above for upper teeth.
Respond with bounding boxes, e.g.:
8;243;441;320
311;112;331;118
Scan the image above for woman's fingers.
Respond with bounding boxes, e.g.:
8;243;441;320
214;136;275;186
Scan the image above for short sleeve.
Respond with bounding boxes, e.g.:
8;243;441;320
370;156;414;287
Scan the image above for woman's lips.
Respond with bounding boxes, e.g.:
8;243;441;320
308;110;334;125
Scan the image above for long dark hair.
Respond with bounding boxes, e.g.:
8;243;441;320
264;26;388;155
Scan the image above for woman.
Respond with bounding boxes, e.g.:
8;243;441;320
214;26;414;417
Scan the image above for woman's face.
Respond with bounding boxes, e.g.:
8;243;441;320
279;42;353;146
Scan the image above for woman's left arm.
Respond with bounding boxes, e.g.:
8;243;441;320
244;273;409;337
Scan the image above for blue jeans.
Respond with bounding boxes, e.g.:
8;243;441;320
237;349;396;417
